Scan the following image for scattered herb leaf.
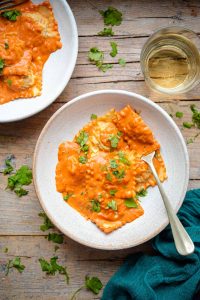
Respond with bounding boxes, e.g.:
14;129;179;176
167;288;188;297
7;165;32;197
118;58;126;66
54;245;59;252
191;104;200;128
106;173;112;181
91;200;101;212
175;111;183;118
3;247;8;253
90;113;97;120
79;156;87;164
7;79;12;86
110;41;118;57
118;151;130;165
183;122;194;129
85;276;103;294
112;169;125;179
124;198;138;208
136;189;147;198
88;47;104;63
38;212;54;231
109;189;117;196
76;131;89;153
98;27;114;36
0;58;5;74
109;134;120;148
63;193;73;201
46;233;64;244
39;256;69;284
99;7;122;26
109;159;118;169
1;10;21;21
5;42;9;49
6;257;25;276
107;200;117;211
3;157;14;175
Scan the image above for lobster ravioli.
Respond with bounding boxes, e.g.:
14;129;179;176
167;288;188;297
0;1;62;104
56;105;167;233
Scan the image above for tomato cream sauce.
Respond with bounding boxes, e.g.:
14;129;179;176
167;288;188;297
0;1;62;104
56;105;167;233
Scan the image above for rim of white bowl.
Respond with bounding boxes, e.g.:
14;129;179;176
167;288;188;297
33;89;189;250
0;0;78;123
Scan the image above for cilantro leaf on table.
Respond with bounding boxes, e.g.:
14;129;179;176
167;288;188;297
99;7;123;26
175;111;183;118
191;104;200;128
88;47;104;63
118;58;126;66
98;27;114;36
38;212;54;231
183;122;193;129
124;198;138;208
85;275;103;294
98;63;113;72
0;58;5;74
46;233;64;244
1;10;21;21
6;257;25;276
110;41;118;57
3;156;14;175
7;165;32;197
39;256;69;284
107;200;117;211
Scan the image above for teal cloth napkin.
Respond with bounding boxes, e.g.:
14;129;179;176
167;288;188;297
102;189;200;300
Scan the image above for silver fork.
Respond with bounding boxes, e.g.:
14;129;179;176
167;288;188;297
142;151;194;256
0;0;28;11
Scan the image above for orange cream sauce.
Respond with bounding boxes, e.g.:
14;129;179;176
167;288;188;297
56;105;167;233
0;1;62;104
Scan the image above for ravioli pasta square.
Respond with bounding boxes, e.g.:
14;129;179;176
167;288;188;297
56;105;167;233
0;0;62;104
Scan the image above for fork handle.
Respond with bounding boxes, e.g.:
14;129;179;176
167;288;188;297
148;161;194;256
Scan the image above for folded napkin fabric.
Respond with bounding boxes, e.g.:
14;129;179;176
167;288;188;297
102;189;200;300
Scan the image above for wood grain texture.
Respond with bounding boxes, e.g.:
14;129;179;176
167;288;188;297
0;0;200;298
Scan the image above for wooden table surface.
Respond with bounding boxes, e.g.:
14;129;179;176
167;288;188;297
1;0;200;299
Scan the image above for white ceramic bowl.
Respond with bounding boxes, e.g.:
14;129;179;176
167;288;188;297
0;0;78;123
33;90;189;250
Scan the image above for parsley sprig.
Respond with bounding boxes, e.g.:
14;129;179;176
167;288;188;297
98;27;114;36
38;212;54;231
110;41;118;57
6;257;25;276
100;7;122;26
76;130;89;153
1;10;21;21
88;47;113;72
7;165;32;197
71;276;103;299
46;233;64;244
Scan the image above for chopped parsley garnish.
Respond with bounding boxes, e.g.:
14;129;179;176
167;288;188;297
110;41;118;57
109;159;118;169
99;7;122;26
38;212;54;231
0;58;5;74
109;133;121;148
1;10;21;21
98;27;114;36
79;156;87;164
136;189;147;198
6;257;25;276
85;276;103;294
183;122;193;129
3;156;14;175
112;169;125;179
46;233;64;244
125;198;138;208
90;113;97;120
191;104;200;128
118;58;126;66
106;173;112;181
5;42;9;49
76;131;89;153
107;200;117;211
7;165;32;197
63;193;73;201
175;111;183;118
39;256;69;284
91;200;101;212
7;79;12;86
118;151;130;165
109;189;117;196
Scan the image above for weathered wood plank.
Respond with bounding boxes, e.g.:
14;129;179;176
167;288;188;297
0;101;200;235
0;236;152;299
68;0;200;36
